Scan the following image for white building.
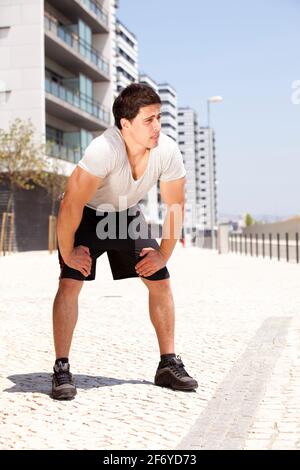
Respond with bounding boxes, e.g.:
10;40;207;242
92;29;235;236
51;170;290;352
177;107;198;235
139;73;159;93
115;19;138;94
0;0;116;170
158;83;178;142
197;127;218;232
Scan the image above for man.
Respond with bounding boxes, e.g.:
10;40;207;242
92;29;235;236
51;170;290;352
52;83;198;400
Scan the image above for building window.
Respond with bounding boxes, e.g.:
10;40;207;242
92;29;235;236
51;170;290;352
46;126;64;145
159;88;176;98
161;111;176;119
117;47;136;66
117;29;135;48
117;66;135;82
161;123;177;131
161;100;176;109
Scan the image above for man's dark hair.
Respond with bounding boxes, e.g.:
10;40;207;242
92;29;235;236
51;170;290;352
112;83;161;130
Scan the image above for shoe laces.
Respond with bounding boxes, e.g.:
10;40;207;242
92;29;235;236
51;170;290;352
53;362;73;386
161;355;190;378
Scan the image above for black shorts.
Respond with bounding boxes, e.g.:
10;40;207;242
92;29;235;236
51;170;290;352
58;205;170;282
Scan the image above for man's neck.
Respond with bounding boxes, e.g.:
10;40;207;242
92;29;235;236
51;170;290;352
120;130;148;161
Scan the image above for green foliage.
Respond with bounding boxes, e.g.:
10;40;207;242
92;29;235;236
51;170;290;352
0;118;45;212
244;213;255;226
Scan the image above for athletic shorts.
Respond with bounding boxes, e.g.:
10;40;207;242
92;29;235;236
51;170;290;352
58;205;170;282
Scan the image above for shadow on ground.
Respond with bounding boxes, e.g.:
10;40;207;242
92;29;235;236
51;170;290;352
4;373;153;395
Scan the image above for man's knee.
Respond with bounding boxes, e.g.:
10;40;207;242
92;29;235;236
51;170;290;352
142;278;172;294
57;278;83;298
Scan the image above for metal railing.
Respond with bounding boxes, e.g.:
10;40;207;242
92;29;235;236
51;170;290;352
229;232;300;263
44;14;109;76
45;75;110;124
80;0;109;26
47;141;82;164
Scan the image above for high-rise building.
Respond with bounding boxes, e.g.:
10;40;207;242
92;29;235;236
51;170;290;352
139;73;158;93
196;127;218;232
177;107;198;236
0;0;116;169
158;83;177;142
115;19;138;94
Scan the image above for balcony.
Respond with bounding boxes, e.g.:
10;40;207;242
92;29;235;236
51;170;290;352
44;14;109;81
45;75;110;131
47;141;82;164
47;0;109;33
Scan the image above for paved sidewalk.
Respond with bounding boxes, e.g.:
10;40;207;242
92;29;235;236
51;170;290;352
0;247;300;450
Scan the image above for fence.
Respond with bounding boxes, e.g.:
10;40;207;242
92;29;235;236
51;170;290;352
229;232;299;263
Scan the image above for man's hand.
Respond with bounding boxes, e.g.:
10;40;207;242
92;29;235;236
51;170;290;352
65;245;92;277
135;247;167;278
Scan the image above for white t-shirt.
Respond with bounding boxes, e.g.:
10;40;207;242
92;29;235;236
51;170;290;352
77;126;186;212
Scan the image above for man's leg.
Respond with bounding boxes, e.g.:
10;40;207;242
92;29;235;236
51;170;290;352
141;277;198;391
141;278;175;355
53;278;84;358
51;278;83;400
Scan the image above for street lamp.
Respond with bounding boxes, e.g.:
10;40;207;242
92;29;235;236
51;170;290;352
207;95;223;250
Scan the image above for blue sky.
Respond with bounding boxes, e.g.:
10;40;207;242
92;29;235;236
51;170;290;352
118;0;300;217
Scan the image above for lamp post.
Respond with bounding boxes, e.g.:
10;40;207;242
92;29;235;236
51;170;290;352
207;95;223;249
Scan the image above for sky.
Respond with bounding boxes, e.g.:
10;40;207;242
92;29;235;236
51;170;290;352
118;0;300;218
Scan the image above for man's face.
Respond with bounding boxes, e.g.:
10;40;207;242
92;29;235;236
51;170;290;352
122;104;161;149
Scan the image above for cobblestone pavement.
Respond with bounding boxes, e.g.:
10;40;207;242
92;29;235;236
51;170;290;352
0;247;300;450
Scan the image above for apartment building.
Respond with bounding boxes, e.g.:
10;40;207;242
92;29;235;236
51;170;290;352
197;126;218;232
0;0;116;169
177;107;198;235
115;19;138;94
158;83;177;142
0;0;116;249
139;73;158;93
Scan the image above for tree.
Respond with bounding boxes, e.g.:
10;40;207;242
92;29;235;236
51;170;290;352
41;149;67;216
0;118;46;253
0;118;45;213
245;213;255;227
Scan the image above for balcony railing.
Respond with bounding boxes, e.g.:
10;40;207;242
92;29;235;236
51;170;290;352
45;75;110;124
44;14;109;76
80;0;109;26
47;141;81;164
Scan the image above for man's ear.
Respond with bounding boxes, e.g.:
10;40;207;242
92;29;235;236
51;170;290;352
120;118;130;130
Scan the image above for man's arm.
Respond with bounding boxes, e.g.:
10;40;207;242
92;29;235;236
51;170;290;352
159;176;185;261
57;166;103;277
135;177;185;278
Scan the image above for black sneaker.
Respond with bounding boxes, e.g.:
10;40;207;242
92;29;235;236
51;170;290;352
51;361;77;400
154;355;198;391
